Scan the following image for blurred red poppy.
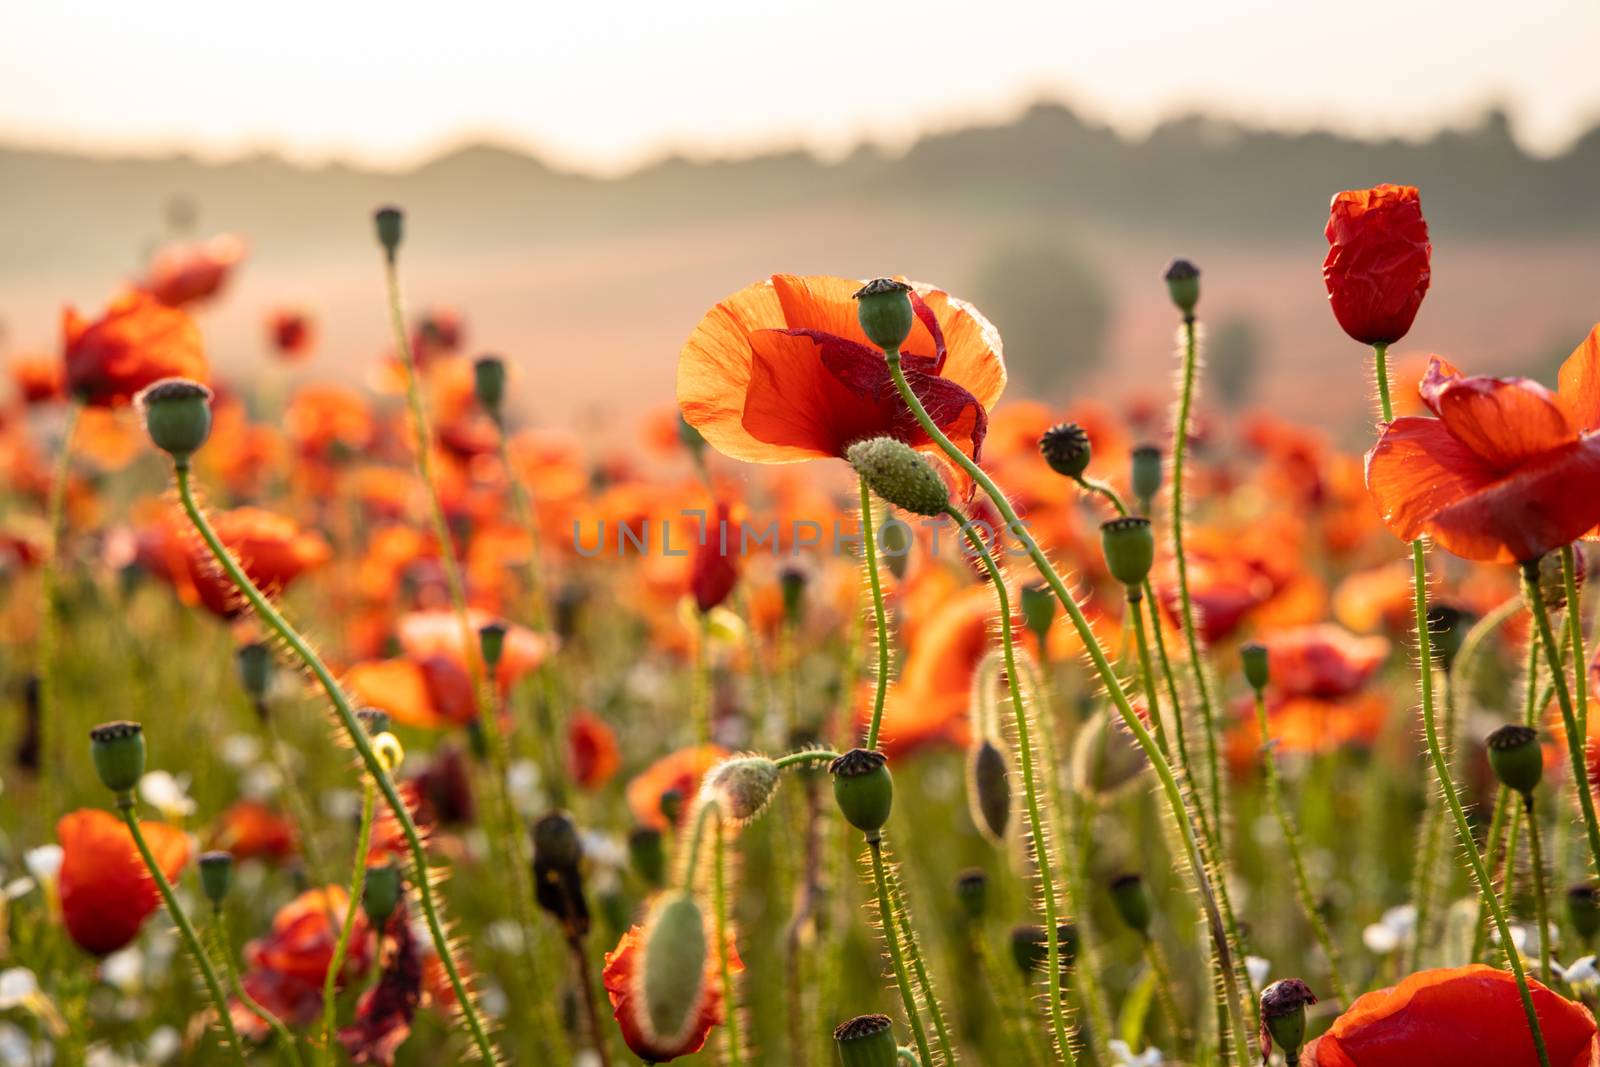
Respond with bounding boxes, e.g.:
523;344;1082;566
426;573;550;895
8;353;65;405
339;904;420;1065
568;710;622;790
690;500;740;612
1366;329;1600;562
63;291;206;408
626;745;729;830
603;920;744;1062
57;809;191;956
211;800;297;862
1322;184;1431;346
143;507;330;618
267;308;316;361
231;886;374;1041
142;234;246;308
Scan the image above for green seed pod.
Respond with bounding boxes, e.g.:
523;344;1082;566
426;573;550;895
236;641;273;704
852;278;916;353
1039;422;1092;480
1130;444;1163;505
1163;258;1201;317
966;738;1011;843
362;862;402;926
880;514;914;581
954;868;989;921
473;354;507;415
1426;603;1473;672
1100;517;1156;589
659;788;685;827
355;708;391;737
1240;642;1270;694
1567;884;1600;942
198;851;234;906
1259;978;1317;1066
642;892;710;1046
533;810;584;871
832;1013;900;1067
89;721;146;796
830;749;893;837
1109;872;1155;934
628;825;666;887
846;437;950;518
138;378;213;462
1485;724;1543;797
373;205;404;256
702;755;781;826
1011;923;1047;974
779;567;807;627
1020;583;1055;644
478;621;508;670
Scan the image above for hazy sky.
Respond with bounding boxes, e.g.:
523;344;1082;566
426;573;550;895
5;2;1599;173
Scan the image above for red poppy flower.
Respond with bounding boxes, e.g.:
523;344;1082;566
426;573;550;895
142;507;329;618
211;800;298;862
626;746;730;830
57;809;191;956
267;309;316;361
603;920;744;1062
1305;965;1596;1067
677;274;1005;465
1322;184;1431;346
690;500;740;612
567;710;622;790
339;904;421;1065
230;886;374;1041
142;234;246;308
1366;329;1600;562
1257;624;1390;699
8;353;65;405
62;291;207;408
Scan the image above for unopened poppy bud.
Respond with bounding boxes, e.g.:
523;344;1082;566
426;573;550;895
198;851;234;906
1567;884;1600;942
1259;978;1317;1066
628;825;666;887
236;641;273;704
1241;642;1270;694
1163;258;1201;317
533;810;590;933
1011;924;1047;974
533;810;584;870
1039;423;1092;480
832;1013;899;1067
1427;604;1472;671
659;788;685;827
641;892;710;1045
138;379;213;463
1130;444;1163;504
355;708;391;736
1020;583;1055;644
363;862;402;926
954;868;989;921
779;567;807;627
1109;872;1155;933
1100;517;1155;589
1486;725;1543;797
880;514;913;581
478;621;508;669
373;205;404;257
846;437;950;517
830;748;893;838
702;755;781;826
372;732;405;775
966;738;1011;843
89;721;146;796
853;278;916;353
473;354;507;415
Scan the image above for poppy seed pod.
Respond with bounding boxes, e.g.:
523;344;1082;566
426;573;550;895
236;641;273;704
954;868;989;921
830;748;893;837
852;278;916;353
1259;978;1317;1066
362;862;402;926
1567;884;1600;942
832;1013;900;1067
659;788;685;827
138;378;213;462
1100;517;1156;589
373;205;404;257
641;892;710;1046
779;567;807;627
1163;258;1201;317
533;810;585;871
1009;923;1077;975
628;825;666;887
1426;603;1473;671
966;738;1011;843
198;851;234;906
355;707;391;737
473;354;507;415
1130;444;1163;504
89;720;146;796
478;621;508;669
1020;583;1055;643
846;437;950;518
1039;423;1092;480
1109;872;1155;933
701;755;781;826
1485;724;1543;797
1240;642;1270;694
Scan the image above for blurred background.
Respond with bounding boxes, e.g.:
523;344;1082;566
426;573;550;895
5;1;1600;442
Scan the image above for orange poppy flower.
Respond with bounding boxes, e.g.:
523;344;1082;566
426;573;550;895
568;710;622;790
285;383;375;460
677;274;1005;465
626;746;730;830
62;291;206;408
211;800;298;862
232;886;374;1041
267;308;316;361
1366;329;1600;562
8;353;65;405
1304;965;1595;1067
1322;184;1431;347
603;920;744;1063
166;507;330;618
142;234;246;308
57;808;191;956
1257;624;1390;699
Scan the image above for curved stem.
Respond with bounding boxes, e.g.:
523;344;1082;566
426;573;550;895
172;464;498;1063
118;801;244;1064
1127;592;1168;759
320;781;376;1066
214;908;303;1067
860;477;892;750
1563;545;1590;754
884;858;955;1065
869;838;933;1067
1526;794;1553;981
713;816;745;1067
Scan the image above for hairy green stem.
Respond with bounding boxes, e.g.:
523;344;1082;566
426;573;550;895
1525;794;1553;981
713;816;745;1066
870;838;934;1067
885;858;955;1065
861;476;892;750
320;781;376;1066
1563;545;1590;755
213;908;303;1066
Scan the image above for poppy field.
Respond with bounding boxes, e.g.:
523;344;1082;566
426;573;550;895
6;183;1600;1067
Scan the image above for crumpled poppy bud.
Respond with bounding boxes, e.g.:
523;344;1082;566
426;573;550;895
954;868;988;921
1039;423;1091;480
1020;583;1055;644
363;862;402;926
138;378;213;462
1163;258;1201;318
846;437;950;518
478;621;508;669
89;721;146;796
473;354;507;415
236;641;273;706
1259;978;1317;1066
1485;724;1543;797
1130;444;1163;505
830;749;893;838
198;851;233;906
966;738;1011;843
1100;517;1155;589
1108;872;1154;934
1568;883;1600;943
373;206;404;258
701;755;781;826
833;1013;900;1067
853;278;916;353
628;826;666;887
1240;642;1270;694
640;891;710;1047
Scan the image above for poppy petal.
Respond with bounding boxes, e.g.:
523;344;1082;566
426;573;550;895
1419;358;1574;466
742;330;885;458
1558;323;1600;432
